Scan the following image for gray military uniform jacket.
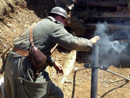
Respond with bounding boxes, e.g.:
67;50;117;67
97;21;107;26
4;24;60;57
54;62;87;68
14;16;92;53
4;16;92;98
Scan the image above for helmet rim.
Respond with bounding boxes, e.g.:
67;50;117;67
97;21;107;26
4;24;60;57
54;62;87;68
50;7;68;19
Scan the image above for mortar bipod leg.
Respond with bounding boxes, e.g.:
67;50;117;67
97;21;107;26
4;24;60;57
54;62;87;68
103;69;130;81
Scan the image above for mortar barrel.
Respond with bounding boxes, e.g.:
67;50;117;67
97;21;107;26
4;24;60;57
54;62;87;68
91;45;99;98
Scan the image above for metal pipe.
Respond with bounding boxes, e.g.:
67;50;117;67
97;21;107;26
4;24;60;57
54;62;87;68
91;45;99;98
105;69;130;81
74;67;87;71
99;65;130;81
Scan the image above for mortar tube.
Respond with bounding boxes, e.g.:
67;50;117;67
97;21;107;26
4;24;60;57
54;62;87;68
91;45;99;98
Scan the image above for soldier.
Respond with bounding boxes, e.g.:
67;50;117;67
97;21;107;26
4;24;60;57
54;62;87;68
4;7;99;98
55;0;89;37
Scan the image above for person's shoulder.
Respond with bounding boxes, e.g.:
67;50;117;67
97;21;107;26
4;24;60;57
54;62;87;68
38;16;64;29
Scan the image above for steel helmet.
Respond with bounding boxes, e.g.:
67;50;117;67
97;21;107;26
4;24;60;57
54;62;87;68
50;7;68;19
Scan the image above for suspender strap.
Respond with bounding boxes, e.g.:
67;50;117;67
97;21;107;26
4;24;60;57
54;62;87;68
12;23;36;57
30;27;34;46
14;23;36;43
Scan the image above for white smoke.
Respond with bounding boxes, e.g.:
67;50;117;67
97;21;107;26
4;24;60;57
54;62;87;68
94;22;129;67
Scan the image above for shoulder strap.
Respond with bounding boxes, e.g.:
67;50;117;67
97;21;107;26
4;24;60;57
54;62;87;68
30;27;34;46
29;20;58;55
14;22;36;44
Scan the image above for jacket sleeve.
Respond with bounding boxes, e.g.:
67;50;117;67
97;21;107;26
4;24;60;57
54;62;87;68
47;56;55;67
50;24;93;51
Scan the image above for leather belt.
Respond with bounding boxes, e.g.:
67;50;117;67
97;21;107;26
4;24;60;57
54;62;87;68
13;47;29;57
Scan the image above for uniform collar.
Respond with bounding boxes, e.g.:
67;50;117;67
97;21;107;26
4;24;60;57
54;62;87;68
46;16;64;26
46;16;56;22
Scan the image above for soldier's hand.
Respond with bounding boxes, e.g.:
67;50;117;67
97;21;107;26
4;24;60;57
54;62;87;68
90;36;100;44
53;61;64;75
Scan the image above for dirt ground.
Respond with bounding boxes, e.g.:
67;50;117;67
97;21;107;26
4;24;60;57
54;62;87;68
0;1;130;98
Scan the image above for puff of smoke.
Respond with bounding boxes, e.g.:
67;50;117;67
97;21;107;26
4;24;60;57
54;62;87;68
94;22;128;67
